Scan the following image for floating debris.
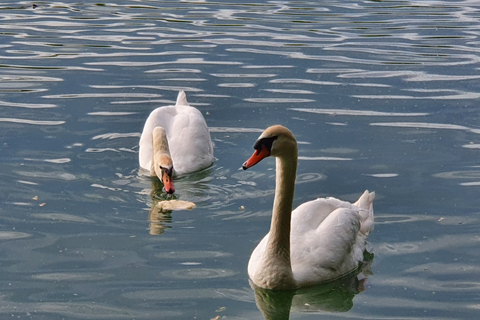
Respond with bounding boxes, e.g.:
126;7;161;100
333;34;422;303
155;200;196;212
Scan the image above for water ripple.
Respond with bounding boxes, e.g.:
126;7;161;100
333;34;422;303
32;272;111;281
370;121;480;134
292;108;429;117
244;97;315;103
0;100;56;109
160;268;236;280
0;118;64;125
0;231;31;240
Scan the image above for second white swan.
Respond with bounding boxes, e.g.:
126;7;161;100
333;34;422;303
242;125;374;290
139;91;214;193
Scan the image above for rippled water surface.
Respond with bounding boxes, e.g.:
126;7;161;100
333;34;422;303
1;0;480;319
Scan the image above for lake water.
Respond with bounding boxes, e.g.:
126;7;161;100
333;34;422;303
1;0;480;319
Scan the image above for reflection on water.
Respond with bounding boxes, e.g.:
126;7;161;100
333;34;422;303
254;253;373;320
148;199;173;235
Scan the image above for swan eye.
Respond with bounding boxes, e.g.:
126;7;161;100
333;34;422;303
160;166;173;176
253;136;277;154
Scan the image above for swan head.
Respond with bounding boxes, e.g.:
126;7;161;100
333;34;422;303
152;127;175;194
243;125;297;169
154;158;175;195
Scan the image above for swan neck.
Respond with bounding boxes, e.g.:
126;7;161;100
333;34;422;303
150;127;171;175
270;154;297;250
152;128;170;156
262;152;297;288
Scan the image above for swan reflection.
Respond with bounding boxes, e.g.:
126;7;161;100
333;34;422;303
147;178;199;235
253;252;373;320
148;179;176;235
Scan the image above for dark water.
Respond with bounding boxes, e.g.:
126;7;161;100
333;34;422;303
1;0;480;319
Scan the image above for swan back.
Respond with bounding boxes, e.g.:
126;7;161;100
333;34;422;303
139;91;214;176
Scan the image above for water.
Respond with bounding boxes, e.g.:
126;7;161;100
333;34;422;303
1;0;480;319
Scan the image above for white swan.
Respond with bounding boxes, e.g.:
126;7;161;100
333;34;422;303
139;91;214;193
242;125;374;290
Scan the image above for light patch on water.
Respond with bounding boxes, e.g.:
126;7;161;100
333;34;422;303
33;213;95;223
371;122;480;134
326;122;348;126
0;231;31;240
209;127;264;133
24;157;71;164
295;173;326;184
14;170;76;181
352;82;393;87
0;118;65;125
88;112;137;116
269;78;341;86
180;262;202;266
373;214;433;225
17;180;39;185
244;98;316;103
356;91;480;100
155;250;232;259
92;132;140;140
211;73;276;78
160;268;236;280
462;143;480;149
42;93;162;99
292;108;429;116
298;156;353;161
460;181;480;186
243;65;294;69
0;100;57;108
217;82;256;88
0;301;166;319
307;68;365;74
32;272;112;281
85;148;135;153
433;170;480;179
378;234;480;255
121;288;241;301
147;57;243;66
405;262;480;275
91;183;125;192
365;173;399;178
262;88;315;94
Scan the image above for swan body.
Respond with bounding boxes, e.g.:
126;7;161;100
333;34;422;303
139;91;214;192
243;125;374;290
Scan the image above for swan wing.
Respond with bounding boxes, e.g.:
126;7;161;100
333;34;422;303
289;192;374;286
167;105;214;175
291;207;363;286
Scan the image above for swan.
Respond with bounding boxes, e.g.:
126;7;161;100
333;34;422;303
242;125;374;290
139;91;214;193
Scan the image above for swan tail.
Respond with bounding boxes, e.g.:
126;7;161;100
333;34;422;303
354;190;375;210
176;90;189;106
354;190;375;235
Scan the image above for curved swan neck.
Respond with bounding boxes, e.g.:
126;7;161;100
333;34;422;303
151;127;172;176
152;127;170;156
270;154;297;249
262;149;298;289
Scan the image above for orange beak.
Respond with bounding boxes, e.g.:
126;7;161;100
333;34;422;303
162;170;175;194
243;144;270;170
